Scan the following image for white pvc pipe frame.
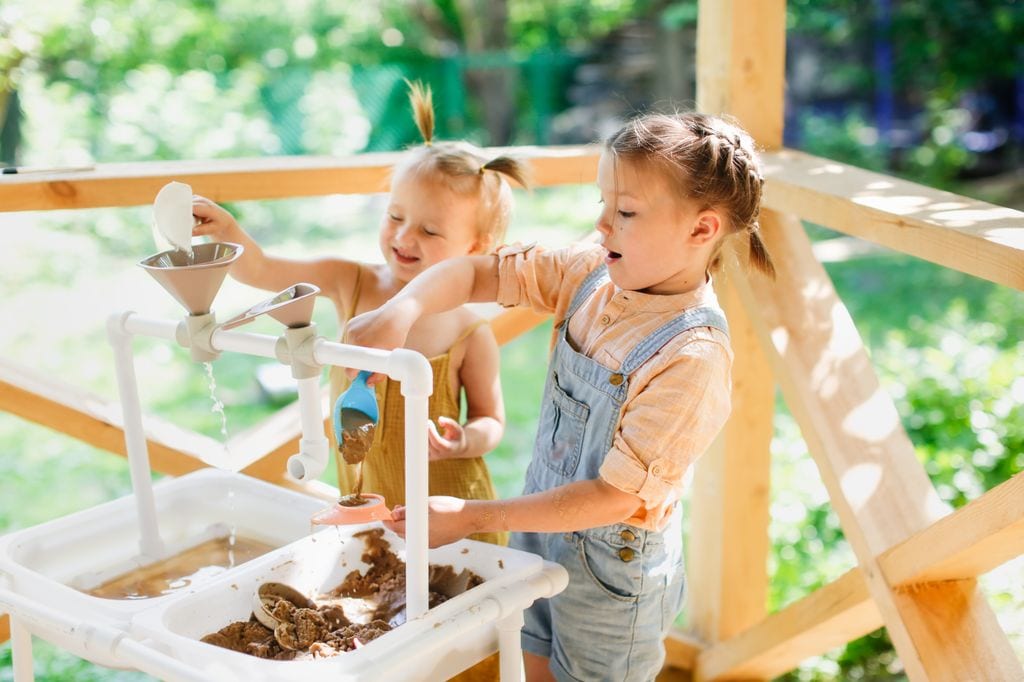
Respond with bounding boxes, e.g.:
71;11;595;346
105;310;434;620
1;563;568;682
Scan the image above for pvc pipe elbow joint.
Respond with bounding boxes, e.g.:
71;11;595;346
105;311;134;342
287;437;329;481
388;347;434;398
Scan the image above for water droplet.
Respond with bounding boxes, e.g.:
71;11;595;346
202;361;228;437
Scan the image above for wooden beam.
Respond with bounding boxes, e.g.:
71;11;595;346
0;146;601;212
697;569;882;681
0;359;216;477
0;359;335;500
689;271;775;643
880;471;1024;586
696;0;786;148
488;307;551;346
761;149;1024;291
688;0;783;647
731;209;1022;681
665;629;705;672
7;141;1021;295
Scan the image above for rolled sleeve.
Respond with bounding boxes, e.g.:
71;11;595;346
495;241;607;316
600;452;676;509
598;335;733;523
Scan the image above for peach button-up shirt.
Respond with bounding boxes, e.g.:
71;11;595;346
496;242;733;530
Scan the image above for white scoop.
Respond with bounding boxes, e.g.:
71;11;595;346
153;181;195;255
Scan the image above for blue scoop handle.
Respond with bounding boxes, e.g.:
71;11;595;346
333;370;380;444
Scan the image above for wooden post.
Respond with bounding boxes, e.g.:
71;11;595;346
730;209;1022;681
686;0;784;651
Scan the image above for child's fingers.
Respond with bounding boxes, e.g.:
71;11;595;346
391;505;406;521
383;518;406;537
436;416;461;439
344;369;386;384
426;420;446;446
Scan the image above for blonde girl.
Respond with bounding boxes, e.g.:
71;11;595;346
346;111;775;681
192;82;529;545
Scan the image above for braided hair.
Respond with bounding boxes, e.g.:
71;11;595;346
605;112;775;278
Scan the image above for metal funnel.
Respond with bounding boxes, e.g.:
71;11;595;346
138;242;244;316
219;283;320;330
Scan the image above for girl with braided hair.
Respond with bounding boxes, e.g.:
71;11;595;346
347;110;774;681
192;81;528;544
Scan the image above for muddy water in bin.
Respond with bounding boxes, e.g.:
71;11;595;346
86;536;274;600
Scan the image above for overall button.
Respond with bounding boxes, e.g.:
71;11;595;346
619;529;636;543
600;314;611;325
618;547;635;562
608;373;624;386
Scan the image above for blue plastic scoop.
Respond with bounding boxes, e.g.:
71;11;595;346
333;370;380;465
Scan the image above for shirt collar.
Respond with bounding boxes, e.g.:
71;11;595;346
606;274;719;313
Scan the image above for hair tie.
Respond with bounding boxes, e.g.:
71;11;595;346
479;165;487;175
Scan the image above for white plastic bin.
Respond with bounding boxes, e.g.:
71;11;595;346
0;468;326;667
132;525;565;681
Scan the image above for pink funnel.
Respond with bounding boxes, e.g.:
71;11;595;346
138;242;244;316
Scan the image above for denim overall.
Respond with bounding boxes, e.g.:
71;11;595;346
512;265;729;682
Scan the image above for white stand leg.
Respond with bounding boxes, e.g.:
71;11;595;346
498;610;525;681
11;615;35;682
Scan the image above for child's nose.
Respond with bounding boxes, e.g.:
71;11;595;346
394;224;417;244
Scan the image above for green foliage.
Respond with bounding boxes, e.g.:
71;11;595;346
1;2;1022;679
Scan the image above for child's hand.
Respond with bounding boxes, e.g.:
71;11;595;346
426;417;468;460
384;496;469;548
345;301;418;382
191;195;243;242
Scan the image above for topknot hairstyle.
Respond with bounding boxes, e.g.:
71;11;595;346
392;80;531;254
605;112;775;278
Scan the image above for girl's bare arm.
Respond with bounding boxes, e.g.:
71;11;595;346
450;323;504;459
386;479;641;547
192;196;360;299
346;255;500;353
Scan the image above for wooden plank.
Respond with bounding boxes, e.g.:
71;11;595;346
0;359;335;500
664;629;705;672
687;0;783;647
880;471;1024;585
696;569;882;681
0;146;601;212
0;359;217;477
761;149;1024;291
696;0;786;148
730;208;1022;681
488;306;551;346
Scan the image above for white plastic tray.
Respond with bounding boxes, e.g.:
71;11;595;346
133;524;549;681
0;469;327;665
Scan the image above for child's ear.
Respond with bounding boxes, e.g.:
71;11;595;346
689;210;722;245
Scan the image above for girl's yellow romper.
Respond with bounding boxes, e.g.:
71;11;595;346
330;268;507;546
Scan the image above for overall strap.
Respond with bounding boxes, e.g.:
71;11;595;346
619;307;730;376
340;265;365;342
561;264;610;328
451;319;488;350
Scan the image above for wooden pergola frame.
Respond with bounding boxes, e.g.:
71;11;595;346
2;2;1023;679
